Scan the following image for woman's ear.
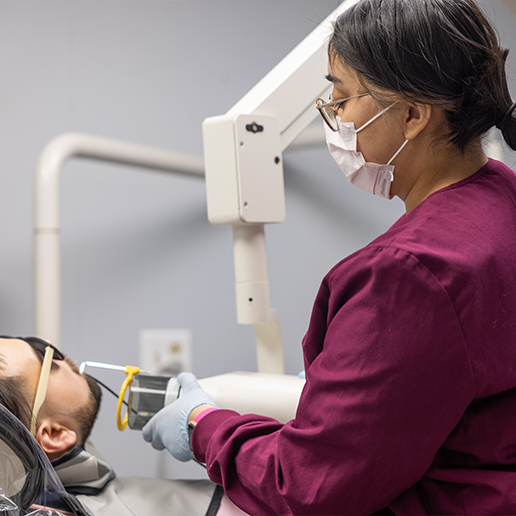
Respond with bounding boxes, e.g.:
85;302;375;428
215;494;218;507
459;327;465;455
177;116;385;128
35;417;78;461
402;102;433;140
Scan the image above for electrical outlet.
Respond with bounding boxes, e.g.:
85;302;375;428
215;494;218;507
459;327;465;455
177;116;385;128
139;329;192;375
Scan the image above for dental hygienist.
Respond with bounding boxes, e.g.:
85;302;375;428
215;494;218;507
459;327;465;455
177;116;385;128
143;0;516;514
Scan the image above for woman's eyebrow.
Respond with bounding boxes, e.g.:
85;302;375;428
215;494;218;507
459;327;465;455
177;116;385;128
325;73;341;84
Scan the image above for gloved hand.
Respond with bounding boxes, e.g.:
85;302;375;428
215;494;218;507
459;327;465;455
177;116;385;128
142;372;217;462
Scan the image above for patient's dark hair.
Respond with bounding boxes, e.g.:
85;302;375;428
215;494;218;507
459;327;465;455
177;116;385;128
74;372;102;446
329;0;516;151
0;376;31;428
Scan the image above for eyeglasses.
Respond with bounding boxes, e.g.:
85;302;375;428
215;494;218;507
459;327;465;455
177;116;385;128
0;335;65;361
0;336;64;435
315;93;369;131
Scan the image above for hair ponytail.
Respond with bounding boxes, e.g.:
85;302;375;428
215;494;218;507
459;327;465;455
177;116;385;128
478;43;516;151
496;100;516;150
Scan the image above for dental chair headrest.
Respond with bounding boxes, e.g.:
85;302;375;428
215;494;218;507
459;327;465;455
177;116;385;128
0;404;91;515
0;404;44;509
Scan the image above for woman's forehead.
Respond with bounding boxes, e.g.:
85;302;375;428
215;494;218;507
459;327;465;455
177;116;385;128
327;60;360;89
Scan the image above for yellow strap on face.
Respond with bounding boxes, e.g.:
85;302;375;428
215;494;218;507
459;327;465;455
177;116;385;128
117;366;140;431
30;346;55;436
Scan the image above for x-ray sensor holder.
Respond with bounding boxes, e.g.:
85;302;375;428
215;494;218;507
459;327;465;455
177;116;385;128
80;361;304;430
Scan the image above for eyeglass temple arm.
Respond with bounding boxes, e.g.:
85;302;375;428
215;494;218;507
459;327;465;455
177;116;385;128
30;346;55;435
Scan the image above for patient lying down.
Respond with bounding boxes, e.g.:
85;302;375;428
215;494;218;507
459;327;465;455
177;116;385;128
0;336;248;516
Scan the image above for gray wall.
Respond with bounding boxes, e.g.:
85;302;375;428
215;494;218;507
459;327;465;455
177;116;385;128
0;0;514;480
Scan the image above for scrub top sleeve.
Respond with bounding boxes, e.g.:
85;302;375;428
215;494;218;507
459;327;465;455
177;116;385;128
200;246;476;516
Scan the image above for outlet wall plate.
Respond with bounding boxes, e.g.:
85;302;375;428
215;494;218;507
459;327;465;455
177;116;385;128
139;329;192;375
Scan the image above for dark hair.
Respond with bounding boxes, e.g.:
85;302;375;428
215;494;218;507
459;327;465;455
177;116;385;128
73;373;102;446
0;376;31;428
329;0;516;151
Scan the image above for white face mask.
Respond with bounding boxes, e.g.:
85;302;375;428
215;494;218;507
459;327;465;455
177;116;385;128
324;103;409;199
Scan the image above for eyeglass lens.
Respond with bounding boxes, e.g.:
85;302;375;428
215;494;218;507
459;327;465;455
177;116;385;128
23;337;64;361
316;93;370;131
316;99;339;131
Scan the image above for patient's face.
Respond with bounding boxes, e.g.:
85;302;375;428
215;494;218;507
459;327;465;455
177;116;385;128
0;338;93;428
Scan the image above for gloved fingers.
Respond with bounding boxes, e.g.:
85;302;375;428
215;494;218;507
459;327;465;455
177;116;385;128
178;373;218;409
142;418;165;450
141;372;217;462
141;392;195;461
177;371;202;393
141;420;152;442
151;439;166;451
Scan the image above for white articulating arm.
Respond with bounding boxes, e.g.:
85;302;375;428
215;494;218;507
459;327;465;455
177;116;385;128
202;0;359;373
225;0;360;152
34;132;204;348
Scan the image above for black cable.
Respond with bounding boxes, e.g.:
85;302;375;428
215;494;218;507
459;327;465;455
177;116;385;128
89;375;137;415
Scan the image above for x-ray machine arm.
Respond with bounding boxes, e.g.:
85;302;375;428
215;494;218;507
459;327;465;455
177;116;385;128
203;0;358;374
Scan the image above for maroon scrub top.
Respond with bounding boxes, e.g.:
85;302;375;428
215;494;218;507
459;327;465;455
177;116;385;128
194;159;516;515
